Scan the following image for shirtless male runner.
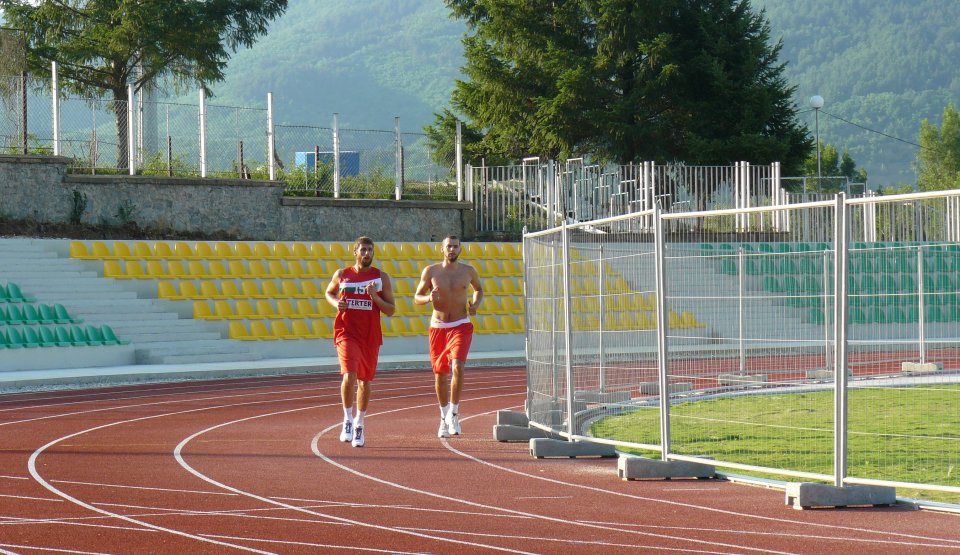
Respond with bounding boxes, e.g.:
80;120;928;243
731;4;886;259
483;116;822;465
414;235;483;438
325;236;395;448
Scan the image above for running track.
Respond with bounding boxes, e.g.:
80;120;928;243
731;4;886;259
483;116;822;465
0;366;957;554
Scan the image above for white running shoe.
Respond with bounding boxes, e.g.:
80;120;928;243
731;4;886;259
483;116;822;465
351;425;364;447
447;412;461;435
339;420;353;442
437;418;450;438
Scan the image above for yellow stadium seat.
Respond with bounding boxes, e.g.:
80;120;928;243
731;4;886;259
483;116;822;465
502;296;525;315
408;317;427;335
301;281;323;298
199;280;221;299
479;315;500;333
214;300;236;319
464;243;484;259
296;299;317;317
215;242;236;259
502;314;524;333
417;243;437;261
103;260;123;278
379;243;401;260
70;242;92;259
234;243;254;259
397;260;420;278
327;242;349;260
393;279;414;297
158;281;179;299
193;301;214;319
228;260;247;278
166;260;190;279
235;300;256;319
287;260;307;278
315;298;336;317
270;320;295;339
186;261;208;279
267;260;287;278
310;242;329;259
386;318;407;337
228;321;253;340
174;242;194;259
249;321;271;339
248;260;269;278
195;242;215;259
483;243;503;259
122;261;147;279
291;319;320;338
277;299;297;318
241;280;263;298
253;242;273;259
290;243;310;259
480;297;503;314
91;241;112;259
312;319;333;339
400;243;419;260
132;241;154;259
178;281;202;299
255;300;276;318
261;280;281;298
304;261;325;278
144;261;167;279
281;280;300;298
680;310;705;328
273;243;292;259
220;281;242;299
112;242;133;259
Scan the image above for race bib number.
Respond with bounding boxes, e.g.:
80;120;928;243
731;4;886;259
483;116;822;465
347;299;373;310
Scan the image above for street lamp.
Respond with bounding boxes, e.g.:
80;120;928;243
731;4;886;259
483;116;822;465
810;95;824;190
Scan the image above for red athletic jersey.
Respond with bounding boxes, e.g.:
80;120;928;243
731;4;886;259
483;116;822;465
333;266;383;346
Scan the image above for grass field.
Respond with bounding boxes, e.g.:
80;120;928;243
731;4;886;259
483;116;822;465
590;383;960;503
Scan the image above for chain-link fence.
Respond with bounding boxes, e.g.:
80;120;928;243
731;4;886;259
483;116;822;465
526;189;960;504
2;68;453;199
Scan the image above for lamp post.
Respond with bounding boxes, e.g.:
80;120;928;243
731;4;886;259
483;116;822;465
810;95;824;191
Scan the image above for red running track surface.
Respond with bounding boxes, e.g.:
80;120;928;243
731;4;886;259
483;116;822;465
0;366;958;554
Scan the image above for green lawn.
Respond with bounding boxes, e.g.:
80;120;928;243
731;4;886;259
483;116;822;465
591;384;960;503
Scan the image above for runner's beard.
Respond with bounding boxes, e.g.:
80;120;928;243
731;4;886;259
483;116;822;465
359;257;373;267
446;252;459;262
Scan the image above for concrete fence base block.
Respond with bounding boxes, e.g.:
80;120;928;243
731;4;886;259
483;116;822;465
492;425;558;442
718;373;768;386
902;361;942;374
638;382;694;395
785;483;897;510
530;410;564;427
529;438;617;459
574;390;631;404
496;410;529;427
618;455;716;480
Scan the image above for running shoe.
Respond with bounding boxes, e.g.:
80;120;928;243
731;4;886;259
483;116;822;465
352;425;365;447
339;420;353;442
447;412;461;435
437;418;450;438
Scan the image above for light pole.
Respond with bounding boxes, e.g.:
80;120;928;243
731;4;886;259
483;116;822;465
810;95;824;191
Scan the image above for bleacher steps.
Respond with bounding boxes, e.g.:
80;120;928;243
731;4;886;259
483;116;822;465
0;239;263;367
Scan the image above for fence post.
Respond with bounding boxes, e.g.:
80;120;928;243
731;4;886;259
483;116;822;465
560;220;575;440
198;88;207;177
20;71;26;154
267;92;275;181
333;113;340;199
832;193;849;488
917;247;926;364
394;116;402;200
456;120;463;201
127;84;136;175
653;202;671;460
51;61;60;156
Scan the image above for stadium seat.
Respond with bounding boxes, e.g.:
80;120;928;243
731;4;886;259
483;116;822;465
290;243;311;259
272;243;292;259
399;243;419;260
54;325;77;347
218;281;241;299
5;282;36;302
100;324;128;345
234;243;254;259
19;326;42;348
195;242;215;259
255;300;276;318
501;296;525;315
158;281;179;299
277;299;297;318
215;242;237;259
247;321;270;339
193;302;214;319
327;243;349;260
36;304;58;324
301;281;323;298
270;320;295;339
253;242;274;259
379;243;401;260
173;242;194;259
111;242;133;260
4;304;24;324
70;242;92;259
387;318;409;337
311;319;333;339
261;280;282;298
229;322;253;340
286;261;307;279
281;280;301;298
241;280;264;298
305;261;326;278
198;280;221;299
234;300;256;319
309;243;329;260
417;243;437;261
53;304;80;324
247;260;269;278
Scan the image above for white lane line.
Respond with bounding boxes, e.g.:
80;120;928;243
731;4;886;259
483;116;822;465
450;411;960;550
0;475;28;480
396;526;737;554
268;496;529;519
199;533;428;554
312;401;797;555
0;514;152;532
0;493;63;502
50;480;237;496
173;393;537;554
91;501;347;525
0;544;117;555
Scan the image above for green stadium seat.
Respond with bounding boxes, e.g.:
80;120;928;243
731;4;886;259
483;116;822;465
866;307;887;324
54;325;77;346
720;258;738;275
5;304;25;324
849;308;867;324
0;328;20;349
762;276;781;293
802;308;825;325
5;282;36;302
53;304;80;324
74;325;99;346
37;326;60;347
925;305;945;323
100;324;129;345
19;326;41;347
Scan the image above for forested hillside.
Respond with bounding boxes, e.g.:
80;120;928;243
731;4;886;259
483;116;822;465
155;0;960;187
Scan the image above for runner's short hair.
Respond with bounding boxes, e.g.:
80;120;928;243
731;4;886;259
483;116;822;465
353;236;374;252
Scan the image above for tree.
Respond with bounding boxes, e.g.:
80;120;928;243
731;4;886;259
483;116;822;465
442;0;811;173
1;0;287;169
915;103;960;191
799;141;868;193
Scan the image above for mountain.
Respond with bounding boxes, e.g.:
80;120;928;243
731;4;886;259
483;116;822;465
143;1;960;187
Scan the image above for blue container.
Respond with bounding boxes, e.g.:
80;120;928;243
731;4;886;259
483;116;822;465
295;151;360;176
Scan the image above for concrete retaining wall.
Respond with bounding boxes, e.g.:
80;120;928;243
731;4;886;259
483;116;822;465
0;155;473;241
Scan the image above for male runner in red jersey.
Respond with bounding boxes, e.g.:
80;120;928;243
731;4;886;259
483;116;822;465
325;237;395;447
414;235;482;438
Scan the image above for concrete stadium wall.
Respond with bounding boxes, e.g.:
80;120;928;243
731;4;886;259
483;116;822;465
0;155;473;241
